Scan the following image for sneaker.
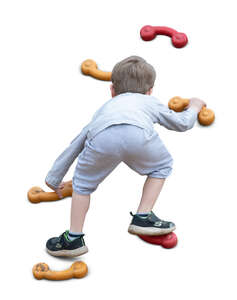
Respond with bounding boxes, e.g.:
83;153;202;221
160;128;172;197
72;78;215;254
46;230;88;257
128;211;176;236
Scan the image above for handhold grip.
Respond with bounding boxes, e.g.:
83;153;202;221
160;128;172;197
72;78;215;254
81;59;111;81
198;106;215;126
33;261;88;280
168;96;215;126
27;181;73;203
140;25;188;48
168;96;189;112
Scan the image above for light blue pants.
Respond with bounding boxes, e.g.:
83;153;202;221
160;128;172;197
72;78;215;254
72;124;173;195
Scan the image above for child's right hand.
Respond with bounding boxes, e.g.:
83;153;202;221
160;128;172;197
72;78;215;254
45;181;63;199
188;98;206;113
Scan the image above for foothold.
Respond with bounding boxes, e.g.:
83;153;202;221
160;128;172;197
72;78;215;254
81;59;112;81
138;232;178;249
32;261;88;281
140;25;188;48
168;96;215;126
27;181;72;203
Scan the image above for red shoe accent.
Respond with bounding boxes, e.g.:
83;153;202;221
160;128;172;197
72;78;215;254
138;232;178;249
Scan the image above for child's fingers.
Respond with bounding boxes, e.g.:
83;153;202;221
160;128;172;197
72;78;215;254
56;190;63;199
58;182;65;189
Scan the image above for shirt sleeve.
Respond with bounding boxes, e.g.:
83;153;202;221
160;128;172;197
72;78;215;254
45;124;89;188
154;101;198;132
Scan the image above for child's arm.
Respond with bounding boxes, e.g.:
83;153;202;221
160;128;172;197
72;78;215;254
154;98;206;131
45;124;89;191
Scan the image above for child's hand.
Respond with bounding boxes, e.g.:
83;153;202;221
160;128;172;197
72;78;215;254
188;98;206;113
58;180;72;189
45;181;64;199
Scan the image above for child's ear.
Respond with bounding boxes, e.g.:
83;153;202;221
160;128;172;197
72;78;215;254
110;84;116;97
146;88;153;95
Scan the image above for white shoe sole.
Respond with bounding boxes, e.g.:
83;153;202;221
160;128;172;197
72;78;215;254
128;224;176;236
46;245;88;257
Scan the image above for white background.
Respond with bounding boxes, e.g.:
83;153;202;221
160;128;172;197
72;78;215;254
0;0;236;299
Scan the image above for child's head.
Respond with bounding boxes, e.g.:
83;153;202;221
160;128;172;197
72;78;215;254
111;56;156;96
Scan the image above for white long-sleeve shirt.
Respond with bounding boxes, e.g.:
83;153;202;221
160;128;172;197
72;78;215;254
45;92;197;188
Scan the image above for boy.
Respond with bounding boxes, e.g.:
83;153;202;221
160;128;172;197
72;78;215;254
45;56;205;257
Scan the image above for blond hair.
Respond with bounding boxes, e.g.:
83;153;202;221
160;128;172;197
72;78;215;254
111;56;156;95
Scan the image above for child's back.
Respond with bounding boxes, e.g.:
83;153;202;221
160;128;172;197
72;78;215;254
87;92;197;140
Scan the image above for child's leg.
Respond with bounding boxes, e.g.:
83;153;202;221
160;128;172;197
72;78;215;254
70;126;123;233
46;190;90;257
137;177;165;213
129;176;175;235
70;191;90;233
122;127;175;235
